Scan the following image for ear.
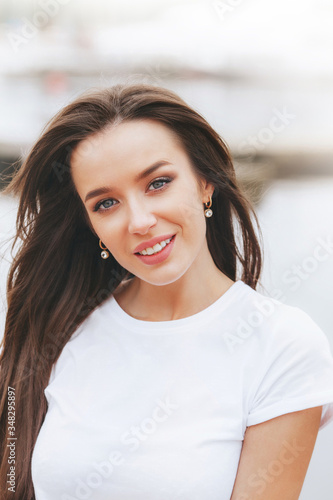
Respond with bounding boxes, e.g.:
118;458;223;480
197;177;215;203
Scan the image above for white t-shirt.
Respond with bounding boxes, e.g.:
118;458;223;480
31;280;333;500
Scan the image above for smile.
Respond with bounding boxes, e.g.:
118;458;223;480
135;235;176;265
138;236;174;255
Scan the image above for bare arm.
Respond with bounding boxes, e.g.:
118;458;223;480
230;406;323;500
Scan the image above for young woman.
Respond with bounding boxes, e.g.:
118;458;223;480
1;83;333;500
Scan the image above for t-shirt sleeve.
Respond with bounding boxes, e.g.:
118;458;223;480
247;305;333;430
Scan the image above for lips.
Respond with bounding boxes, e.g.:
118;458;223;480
133;233;176;254
135;234;176;265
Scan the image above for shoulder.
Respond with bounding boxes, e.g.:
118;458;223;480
228;282;330;354
242;282;325;335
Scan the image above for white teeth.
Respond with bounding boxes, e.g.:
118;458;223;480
152;243;163;252
139;237;172;256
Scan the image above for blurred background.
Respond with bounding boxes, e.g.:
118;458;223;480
0;1;332;497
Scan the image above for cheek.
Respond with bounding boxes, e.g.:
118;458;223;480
87;216;114;247
98;222;125;257
177;198;205;225
173;180;205;223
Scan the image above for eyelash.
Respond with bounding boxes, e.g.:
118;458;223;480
92;177;174;213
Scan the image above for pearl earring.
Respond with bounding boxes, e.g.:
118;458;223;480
204;196;213;218
99;240;110;259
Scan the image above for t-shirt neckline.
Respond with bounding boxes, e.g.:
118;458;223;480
106;280;245;332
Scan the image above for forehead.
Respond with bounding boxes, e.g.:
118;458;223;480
71;119;184;174
69;119;196;200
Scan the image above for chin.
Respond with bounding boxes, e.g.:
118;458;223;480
139;267;190;287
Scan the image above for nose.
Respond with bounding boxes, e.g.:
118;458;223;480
127;200;157;235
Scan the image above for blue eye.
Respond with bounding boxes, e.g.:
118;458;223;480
93;176;173;213
93;199;115;211
148;178;170;191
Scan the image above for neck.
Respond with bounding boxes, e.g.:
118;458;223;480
114;252;234;322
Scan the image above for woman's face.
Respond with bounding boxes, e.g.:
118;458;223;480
70;118;215;286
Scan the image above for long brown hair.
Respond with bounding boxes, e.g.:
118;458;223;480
0;83;263;498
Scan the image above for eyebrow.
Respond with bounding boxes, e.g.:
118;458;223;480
84;160;172;203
